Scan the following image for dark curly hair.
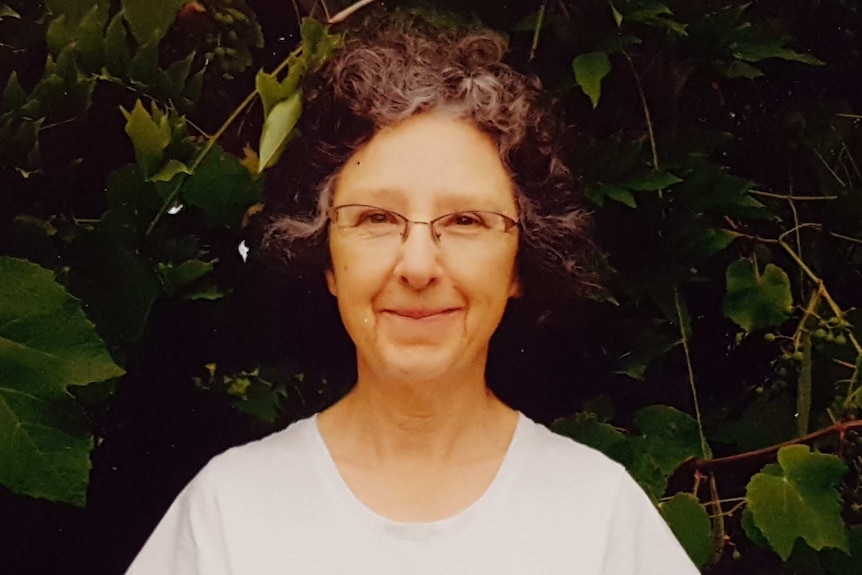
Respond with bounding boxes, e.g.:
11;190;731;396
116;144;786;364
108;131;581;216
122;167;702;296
261;9;599;304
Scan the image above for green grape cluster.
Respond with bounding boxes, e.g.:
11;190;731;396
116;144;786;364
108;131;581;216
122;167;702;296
812;316;850;346
199;0;264;78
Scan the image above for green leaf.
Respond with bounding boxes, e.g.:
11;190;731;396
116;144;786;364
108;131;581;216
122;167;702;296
681;227;738;258
0;257;124;506
121;100;171;176
165;50;196;95
0;5;21;19
148;159;193;182
2;71;27;115
585;183;637;208
182;145;262;228
157;259;216;297
723;60;764;79
659;493;712;568
618;169;683;191
572;52;612;109
255;70;298;118
610;3;623;27
121;0;187;44
259;92;302;172
723;259;793;333
68;230;162;347
733;42;824;66
615;328;681;380
634;404;711;467
103;11;131;78
746;445;848;561
551;412;629;461
300;17;342;68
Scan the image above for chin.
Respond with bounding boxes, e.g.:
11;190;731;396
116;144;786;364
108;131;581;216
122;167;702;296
376;345;468;384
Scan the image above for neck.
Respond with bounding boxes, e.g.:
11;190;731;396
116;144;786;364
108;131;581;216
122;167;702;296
320;359;515;462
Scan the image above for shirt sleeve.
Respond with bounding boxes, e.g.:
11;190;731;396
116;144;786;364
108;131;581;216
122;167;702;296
125;465;230;575
600;471;702;575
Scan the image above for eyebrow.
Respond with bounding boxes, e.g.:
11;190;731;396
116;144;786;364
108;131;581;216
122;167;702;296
339;187;514;212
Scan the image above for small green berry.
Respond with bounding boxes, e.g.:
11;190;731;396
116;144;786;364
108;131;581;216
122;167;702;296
764;333;776;342
792;351;804;362
835;334;848;345
814;328;828;339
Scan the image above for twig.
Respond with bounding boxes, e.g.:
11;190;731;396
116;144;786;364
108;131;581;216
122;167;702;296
529;2;547;62
813;148;847;188
779;240;862;355
749;189;837;201
624;52;659;171
328;0;377;24
675;287;709;459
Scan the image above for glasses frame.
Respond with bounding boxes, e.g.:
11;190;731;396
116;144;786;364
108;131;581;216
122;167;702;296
327;204;519;244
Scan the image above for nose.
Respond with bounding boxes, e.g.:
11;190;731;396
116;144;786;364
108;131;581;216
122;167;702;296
393;222;442;290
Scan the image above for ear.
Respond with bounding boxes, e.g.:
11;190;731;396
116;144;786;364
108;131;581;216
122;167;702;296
508;274;523;298
325;268;338;297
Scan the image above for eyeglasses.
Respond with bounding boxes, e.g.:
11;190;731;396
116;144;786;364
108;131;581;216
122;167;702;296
327;204;518;245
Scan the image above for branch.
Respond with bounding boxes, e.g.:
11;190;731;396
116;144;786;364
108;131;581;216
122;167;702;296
686;418;862;471
328;0;377;24
529;2;547;62
749;189;837;201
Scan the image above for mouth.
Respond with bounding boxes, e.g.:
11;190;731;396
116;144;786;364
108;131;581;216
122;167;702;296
383;308;460;320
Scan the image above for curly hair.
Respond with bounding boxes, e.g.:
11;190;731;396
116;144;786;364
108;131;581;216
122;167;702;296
261;9;599;303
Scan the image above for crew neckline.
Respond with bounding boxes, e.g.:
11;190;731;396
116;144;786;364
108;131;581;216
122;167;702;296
305;411;530;539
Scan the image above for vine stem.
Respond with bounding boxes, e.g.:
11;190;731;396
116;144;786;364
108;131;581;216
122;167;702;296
793;289;820;436
778;240;862;355
748;189;837;201
624;52;659;171
686;418;862;471
145;45;303;236
675;287;709;459
529;1;547;62
328;0;378;24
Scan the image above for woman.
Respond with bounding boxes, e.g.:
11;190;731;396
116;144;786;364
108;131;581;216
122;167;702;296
127;10;699;574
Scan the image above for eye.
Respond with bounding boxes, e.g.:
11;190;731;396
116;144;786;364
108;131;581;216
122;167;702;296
356;208;399;226
445;212;488;227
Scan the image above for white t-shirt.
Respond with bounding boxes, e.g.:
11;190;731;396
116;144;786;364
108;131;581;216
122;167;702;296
126;413;700;574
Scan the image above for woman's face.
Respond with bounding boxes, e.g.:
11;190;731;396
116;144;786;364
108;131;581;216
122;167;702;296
325;113;521;384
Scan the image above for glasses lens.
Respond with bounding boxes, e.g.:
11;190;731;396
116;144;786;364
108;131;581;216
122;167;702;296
335;206;403;238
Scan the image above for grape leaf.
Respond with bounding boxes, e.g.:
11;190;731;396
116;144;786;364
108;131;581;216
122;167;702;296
551;412;629;461
121;0;186;44
182;145;262;228
659;493;712;568
723;259;792;333
104;11;131;78
258;92;302;173
746;445;848;561
0;5;21;19
121;100;171;177
585;183;637;208
634;404;711;469
572;52;611;109
618;169;683;191
0;257;124;506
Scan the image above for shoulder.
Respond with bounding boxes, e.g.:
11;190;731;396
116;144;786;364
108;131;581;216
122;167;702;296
193;416;319;495
515;414;628;488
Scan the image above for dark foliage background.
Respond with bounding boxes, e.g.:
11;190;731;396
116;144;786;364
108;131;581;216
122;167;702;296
1;0;862;573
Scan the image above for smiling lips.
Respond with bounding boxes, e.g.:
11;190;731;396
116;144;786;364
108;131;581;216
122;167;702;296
383;308;460;319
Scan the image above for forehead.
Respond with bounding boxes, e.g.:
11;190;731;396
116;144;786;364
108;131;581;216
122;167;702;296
332;113;516;212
